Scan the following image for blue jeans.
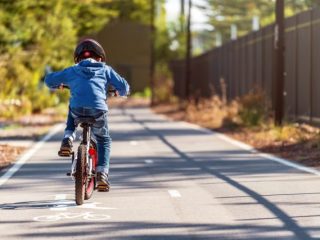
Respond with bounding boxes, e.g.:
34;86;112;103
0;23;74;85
64;107;111;174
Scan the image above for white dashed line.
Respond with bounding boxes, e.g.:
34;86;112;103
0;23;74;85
54;194;67;200
130;141;138;146
78;203;117;210
168;190;181;198
144;159;154;164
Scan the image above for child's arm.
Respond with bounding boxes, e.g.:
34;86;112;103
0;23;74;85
44;68;72;89
106;68;130;96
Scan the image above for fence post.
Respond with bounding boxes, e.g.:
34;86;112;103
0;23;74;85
185;0;192;99
294;14;299;120
274;0;285;125
150;0;156;105
310;9;314;123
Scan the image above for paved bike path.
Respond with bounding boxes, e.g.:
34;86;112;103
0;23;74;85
0;107;320;239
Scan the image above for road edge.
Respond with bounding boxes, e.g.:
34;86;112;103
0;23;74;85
180;120;320;176
151;110;320;176
0;123;64;187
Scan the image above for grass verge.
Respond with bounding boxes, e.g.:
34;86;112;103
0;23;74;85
0;105;67;171
152;94;320;169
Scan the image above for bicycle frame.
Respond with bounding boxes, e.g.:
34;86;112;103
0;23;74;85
69;119;98;205
70;123;94;180
81;123;92;176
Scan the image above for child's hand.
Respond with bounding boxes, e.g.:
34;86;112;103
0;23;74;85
59;84;70;90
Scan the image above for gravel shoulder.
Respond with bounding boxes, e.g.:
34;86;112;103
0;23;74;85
0;110;64;171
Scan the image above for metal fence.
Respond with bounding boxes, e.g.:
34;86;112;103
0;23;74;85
170;8;320;124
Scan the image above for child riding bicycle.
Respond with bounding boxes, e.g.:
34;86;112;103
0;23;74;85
45;39;130;191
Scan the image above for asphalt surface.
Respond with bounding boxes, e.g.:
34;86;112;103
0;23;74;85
0;107;320;240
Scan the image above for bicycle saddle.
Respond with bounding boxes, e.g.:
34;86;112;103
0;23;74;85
74;117;96;125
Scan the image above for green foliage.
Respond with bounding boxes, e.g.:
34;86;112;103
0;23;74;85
205;0;273;43
0;0;179;115
0;0;118;118
106;0;151;24
132;87;152;98
0;96;32;119
238;90;268;127
206;0;319;44
29;87;59;113
153;63;175;104
164;0;188;59
155;1;176;63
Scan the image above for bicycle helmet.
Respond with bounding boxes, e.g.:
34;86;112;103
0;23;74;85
74;39;106;63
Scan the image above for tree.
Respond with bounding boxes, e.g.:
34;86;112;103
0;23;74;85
0;0;118;115
205;0;319;44
204;0;274;43
106;0;151;24
0;0;179;113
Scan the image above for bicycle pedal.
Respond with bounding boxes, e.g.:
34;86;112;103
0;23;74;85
58;150;72;157
97;185;109;192
66;172;75;176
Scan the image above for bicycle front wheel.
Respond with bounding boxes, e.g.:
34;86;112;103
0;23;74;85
75;144;86;205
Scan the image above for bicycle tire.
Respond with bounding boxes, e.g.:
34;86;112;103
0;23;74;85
85;142;97;200
75;144;86;205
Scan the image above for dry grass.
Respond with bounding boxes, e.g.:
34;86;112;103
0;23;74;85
153;91;320;168
0;106;67;171
108;97;151;108
226;123;320;167
153;93;241;130
0;145;26;170
184;96;240;129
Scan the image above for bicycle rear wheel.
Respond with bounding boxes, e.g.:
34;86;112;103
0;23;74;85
75;144;86;205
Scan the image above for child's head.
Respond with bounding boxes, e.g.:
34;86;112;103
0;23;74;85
74;39;106;63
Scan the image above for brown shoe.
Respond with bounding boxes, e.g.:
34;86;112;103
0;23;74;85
97;172;110;192
58;138;73;157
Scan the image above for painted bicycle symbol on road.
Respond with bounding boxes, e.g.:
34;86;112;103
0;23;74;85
33;211;110;222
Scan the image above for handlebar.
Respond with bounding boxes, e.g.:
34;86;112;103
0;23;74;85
57;84;122;97
107;89;118;97
61;85;70;90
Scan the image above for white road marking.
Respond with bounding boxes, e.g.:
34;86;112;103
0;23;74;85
33;212;111;222
168;190;181;198
55;194;67;200
50;202;73;211
40;199;116;221
181;121;320;176
216;132;320;176
78;202;117;210
0;123;64;187
51;194;70;211
130;141;138;146
144;159;154;164
50;197;117;211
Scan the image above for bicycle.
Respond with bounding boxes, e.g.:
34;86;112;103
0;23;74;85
59;86;118;205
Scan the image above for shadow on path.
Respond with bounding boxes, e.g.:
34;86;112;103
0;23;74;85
127;110;314;240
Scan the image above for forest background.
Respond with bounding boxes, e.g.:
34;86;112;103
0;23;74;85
0;0;316;118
